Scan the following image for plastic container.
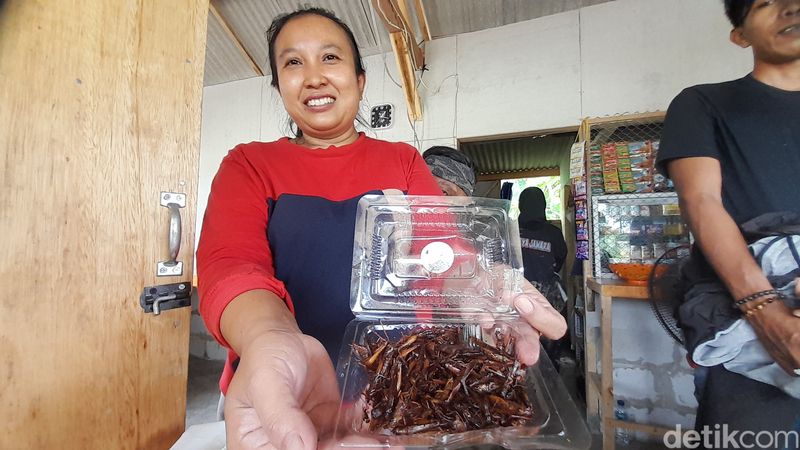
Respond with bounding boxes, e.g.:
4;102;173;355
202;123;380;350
348;195;524;319
613;400;632;446
333;195;591;449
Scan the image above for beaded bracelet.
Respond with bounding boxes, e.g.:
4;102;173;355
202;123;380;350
735;289;779;307
744;297;777;318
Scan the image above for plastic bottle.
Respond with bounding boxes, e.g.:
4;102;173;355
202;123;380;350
614;399;632;446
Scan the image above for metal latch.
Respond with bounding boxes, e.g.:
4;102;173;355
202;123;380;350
140;282;191;315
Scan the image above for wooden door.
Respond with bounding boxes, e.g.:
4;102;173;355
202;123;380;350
0;1;208;448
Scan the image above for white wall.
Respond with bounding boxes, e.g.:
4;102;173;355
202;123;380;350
580;0;752;116
192;0;753;425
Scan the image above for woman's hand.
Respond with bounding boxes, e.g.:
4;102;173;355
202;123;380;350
224;330;340;450
463;263;568;365
506;279;569;365
746;300;800;377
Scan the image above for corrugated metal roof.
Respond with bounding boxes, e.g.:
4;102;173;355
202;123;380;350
422;0;612;38
204;11;260;86
203;0;615;86
461;132;576;176
205;0;384;86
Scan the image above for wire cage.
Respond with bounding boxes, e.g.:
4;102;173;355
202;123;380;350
591;193;690;278
586;114;666;197
580;113;691;279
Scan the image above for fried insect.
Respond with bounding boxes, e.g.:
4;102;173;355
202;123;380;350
354;326;534;434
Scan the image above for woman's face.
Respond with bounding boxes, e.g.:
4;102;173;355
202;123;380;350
273;14;365;141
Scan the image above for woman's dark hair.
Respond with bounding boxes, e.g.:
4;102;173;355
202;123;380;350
422;146;478;175
266;7;366;90
724;0;755;27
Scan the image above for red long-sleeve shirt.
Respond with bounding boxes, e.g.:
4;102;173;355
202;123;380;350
196;133;440;392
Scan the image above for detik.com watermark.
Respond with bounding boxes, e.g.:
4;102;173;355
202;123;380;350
664;424;800;449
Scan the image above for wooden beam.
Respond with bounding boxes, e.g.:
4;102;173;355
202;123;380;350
457;125;580;145
209;0;264;76
478;167;560;182
413;0;432;41
394;0;424;68
587;111;666;127
373;0;424;68
389;32;422;120
373;0;408;34
395;0;413;28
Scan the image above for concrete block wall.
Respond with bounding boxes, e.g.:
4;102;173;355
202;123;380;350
584;298;697;432
610;301;697;430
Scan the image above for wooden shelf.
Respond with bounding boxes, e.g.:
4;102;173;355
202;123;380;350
584;276;662;450
588;372;603;395
605;418;673;437
586;277;649;300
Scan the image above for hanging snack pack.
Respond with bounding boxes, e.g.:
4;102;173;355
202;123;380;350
615;143;636;193
601;144;622;193
628;141;655;193
333;195;590;449
588;144;605;195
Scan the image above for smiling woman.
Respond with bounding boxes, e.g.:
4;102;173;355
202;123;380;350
266;8;367;145
195;6;568;450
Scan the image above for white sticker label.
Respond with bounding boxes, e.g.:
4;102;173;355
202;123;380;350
421;241;455;274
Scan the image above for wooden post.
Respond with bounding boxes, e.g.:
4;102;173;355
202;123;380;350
389;32;422;120
0;1;207;447
372;0;425;120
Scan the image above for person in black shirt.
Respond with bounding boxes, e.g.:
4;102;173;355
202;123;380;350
518;187;571;365
518;186;567;289
657;0;800;443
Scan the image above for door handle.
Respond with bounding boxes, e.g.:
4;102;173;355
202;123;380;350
157;192;186;276
167;203;181;262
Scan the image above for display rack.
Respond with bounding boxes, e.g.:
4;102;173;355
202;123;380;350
581;112;670;280
575;112;683;450
591;193;690;279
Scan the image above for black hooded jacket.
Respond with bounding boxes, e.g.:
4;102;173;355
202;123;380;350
518;187;567;284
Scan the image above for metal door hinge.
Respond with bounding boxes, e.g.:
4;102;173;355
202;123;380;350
141;282;191;315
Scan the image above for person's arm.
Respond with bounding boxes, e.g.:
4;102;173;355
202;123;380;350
669;157;800;376
220;290;300;355
197;146;291;348
197;147;338;450
668;157;771;299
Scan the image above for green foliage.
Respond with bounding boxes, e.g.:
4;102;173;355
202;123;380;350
504;176;563;220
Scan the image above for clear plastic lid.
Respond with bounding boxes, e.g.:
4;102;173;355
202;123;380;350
350;195;525;319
